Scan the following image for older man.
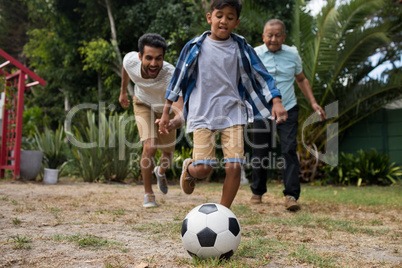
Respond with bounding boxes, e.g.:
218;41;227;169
250;19;326;211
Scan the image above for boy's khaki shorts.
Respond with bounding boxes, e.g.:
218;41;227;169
192;125;246;166
133;96;176;153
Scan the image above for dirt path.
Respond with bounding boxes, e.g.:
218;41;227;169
0;179;401;267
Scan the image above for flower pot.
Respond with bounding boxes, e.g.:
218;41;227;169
20;150;43;180
43;168;59;184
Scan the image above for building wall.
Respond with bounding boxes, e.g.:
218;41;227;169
340;108;402;165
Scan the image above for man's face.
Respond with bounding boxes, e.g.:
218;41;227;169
262;24;286;52
139;46;164;79
206;6;240;41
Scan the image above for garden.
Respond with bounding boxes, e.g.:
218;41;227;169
0;178;401;267
0;0;401;267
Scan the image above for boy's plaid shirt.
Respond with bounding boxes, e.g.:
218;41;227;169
165;31;281;121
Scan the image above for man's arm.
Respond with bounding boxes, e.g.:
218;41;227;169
295;72;326;121
119;66;131;108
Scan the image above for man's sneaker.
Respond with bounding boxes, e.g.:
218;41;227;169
285;195;300;211
143;193;157;208
180;158;196;195
250;194;262;204
154;166;168;194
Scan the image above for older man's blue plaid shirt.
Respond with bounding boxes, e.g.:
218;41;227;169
165;31;281;121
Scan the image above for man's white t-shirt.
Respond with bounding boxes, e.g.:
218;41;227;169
123;51;174;113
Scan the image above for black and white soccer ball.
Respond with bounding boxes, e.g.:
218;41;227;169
181;203;241;260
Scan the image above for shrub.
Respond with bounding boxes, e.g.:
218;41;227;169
321;149;402;186
67;111;140;182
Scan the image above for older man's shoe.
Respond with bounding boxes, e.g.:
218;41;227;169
285;195;300;211
250;194;262;204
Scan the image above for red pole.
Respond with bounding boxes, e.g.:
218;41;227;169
0;80;9;177
13;71;26;178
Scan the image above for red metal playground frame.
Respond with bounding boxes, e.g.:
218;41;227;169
0;48;46;179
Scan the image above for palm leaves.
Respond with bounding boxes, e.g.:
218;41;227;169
292;0;402;152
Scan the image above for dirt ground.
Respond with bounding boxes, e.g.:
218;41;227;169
0;178;401;268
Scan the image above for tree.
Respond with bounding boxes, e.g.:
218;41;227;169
237;0;295;46
0;0;28;62
23;0;96;129
289;0;401;176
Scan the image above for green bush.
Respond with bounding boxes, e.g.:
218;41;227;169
67;111;140;182
103;112;140;182
322;149;402;186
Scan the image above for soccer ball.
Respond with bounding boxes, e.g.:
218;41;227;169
181;203;241;260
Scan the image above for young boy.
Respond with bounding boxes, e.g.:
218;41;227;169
159;0;287;208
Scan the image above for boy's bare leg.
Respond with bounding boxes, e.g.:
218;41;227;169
159;152;173;175
188;164;212;179
141;138;157;194
220;162;242;208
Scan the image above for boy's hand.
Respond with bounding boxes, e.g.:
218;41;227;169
158;113;171;135
119;91;130;108
271;98;288;123
155;118;173;134
155;116;184;134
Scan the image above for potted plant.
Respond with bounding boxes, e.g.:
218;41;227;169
34;125;67;184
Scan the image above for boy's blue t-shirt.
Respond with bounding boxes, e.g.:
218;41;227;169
165;31;282;121
186;36;246;133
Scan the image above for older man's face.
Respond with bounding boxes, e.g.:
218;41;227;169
263;24;286;52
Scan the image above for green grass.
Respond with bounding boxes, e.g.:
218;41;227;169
95;208;125;216
260;212;391;237
12;217;21;225
3;181;400;267
104;261;126;268
298;184;402;207
290;245;337;268
52;233;125;251
237;237;289;258
131;221;182;241
8;234;32;249
171;183;402;267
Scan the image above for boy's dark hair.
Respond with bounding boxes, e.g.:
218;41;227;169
210;0;242;19
138;33;167;56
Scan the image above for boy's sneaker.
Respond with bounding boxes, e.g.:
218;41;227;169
180;158;196;195
143;193;157;208
285;195;300;211
154;166;168;194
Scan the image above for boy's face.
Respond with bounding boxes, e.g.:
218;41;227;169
206;6;240;41
138;46;164;79
262;24;286;52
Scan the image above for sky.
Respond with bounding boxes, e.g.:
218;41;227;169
306;0;326;16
